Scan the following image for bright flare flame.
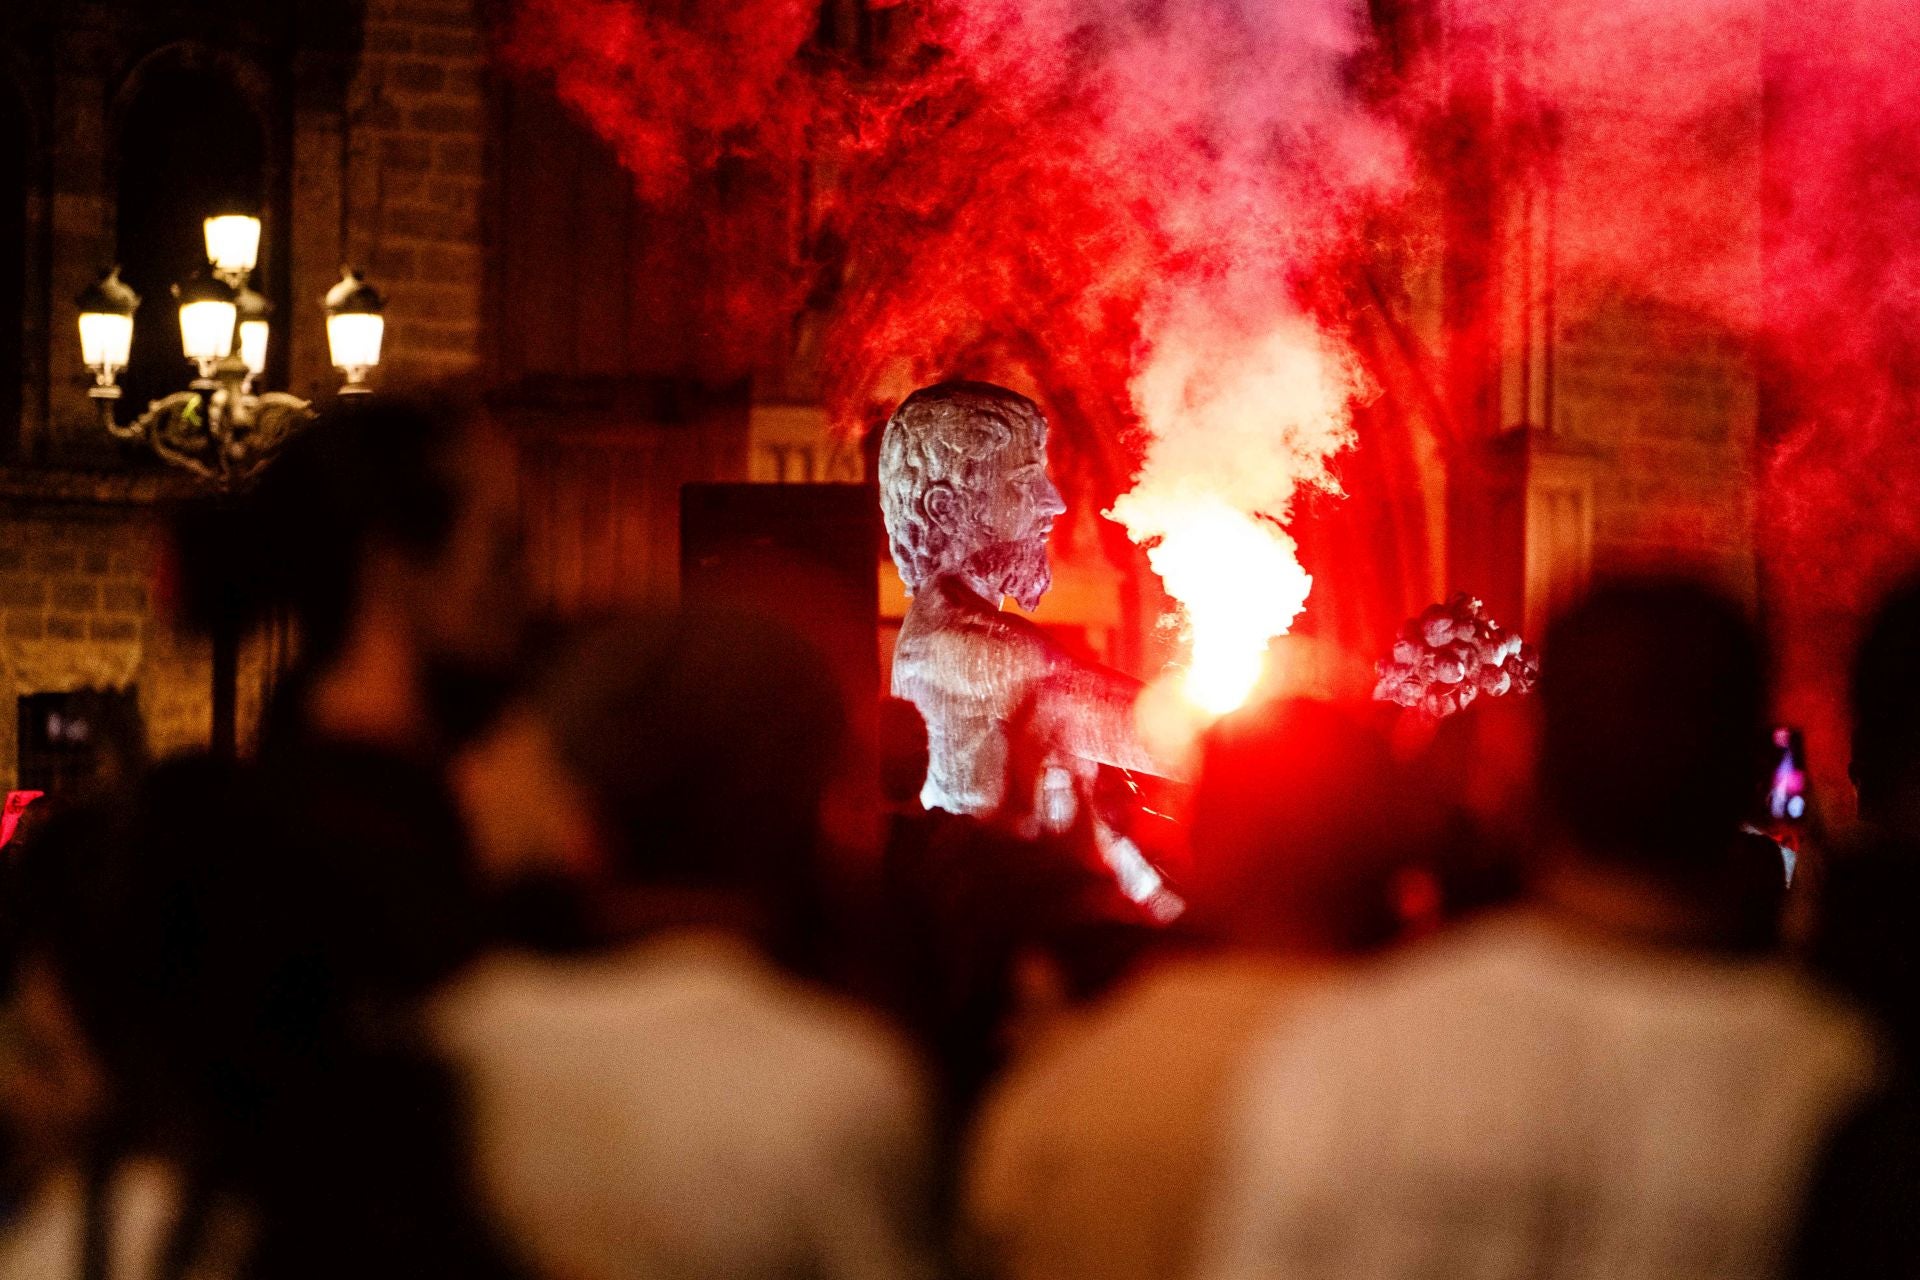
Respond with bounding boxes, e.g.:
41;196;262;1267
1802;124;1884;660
1109;310;1358;719
1139;499;1312;714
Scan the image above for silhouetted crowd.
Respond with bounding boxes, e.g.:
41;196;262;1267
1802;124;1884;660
0;396;1914;1280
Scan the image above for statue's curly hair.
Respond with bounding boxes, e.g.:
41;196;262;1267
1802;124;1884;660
878;382;1046;593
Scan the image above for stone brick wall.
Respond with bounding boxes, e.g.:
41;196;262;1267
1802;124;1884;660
0;0;497;783
1554;298;1759;594
1439;62;1764;628
286;0;495;398
0;0;1776;788
0;499;211;787
339;0;489;388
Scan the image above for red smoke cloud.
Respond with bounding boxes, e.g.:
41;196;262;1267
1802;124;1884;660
1436;0;1920;791
508;0;1920;786
1756;0;1920;796
503;0;1402;481
505;0;1407;707
1396;0;1920;799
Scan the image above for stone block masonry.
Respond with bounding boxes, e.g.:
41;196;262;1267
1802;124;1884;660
0;508;211;787
0;0;505;778
334;0;492;390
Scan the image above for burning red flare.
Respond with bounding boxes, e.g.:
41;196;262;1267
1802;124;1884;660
509;0;1920;774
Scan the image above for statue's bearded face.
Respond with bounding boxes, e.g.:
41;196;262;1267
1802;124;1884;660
959;432;1067;611
878;384;1070;609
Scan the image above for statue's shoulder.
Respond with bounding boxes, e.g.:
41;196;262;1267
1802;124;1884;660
934;582;1058;649
895;586;1062;700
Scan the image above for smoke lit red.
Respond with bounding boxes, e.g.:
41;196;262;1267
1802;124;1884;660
507;0;1920;751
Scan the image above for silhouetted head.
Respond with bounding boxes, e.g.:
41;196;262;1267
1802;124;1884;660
1539;577;1766;874
1412;698;1539;921
170;393;526;743
1189;698;1417;953
4;754;482;1161
1725;828;1790;953
1850;576;1920;831
463;611;849;962
878;382;1066;610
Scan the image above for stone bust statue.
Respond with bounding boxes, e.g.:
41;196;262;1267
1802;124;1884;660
880;381;1165;816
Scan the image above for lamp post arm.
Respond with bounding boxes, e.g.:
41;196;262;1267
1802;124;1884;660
243;393;319;464
96;390;223;484
90;382;316;491
146;399;226;486
94;388;195;442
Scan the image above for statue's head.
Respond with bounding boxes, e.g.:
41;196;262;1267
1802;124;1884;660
879;381;1067;611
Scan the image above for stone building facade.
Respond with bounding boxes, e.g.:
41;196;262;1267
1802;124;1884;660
0;0;493;785
0;0;1770;785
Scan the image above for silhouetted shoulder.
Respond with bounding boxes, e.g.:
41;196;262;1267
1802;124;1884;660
432;934;937;1280
1791;1081;1920;1280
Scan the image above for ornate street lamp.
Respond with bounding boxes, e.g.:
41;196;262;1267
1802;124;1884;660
75;266;138;390
234;286;271;388
75;215;391;756
324;268;386;395
203;211;262;283
76;212;387;491
172;265;237;372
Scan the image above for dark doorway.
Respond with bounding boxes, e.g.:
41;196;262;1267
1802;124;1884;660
16;689;148;799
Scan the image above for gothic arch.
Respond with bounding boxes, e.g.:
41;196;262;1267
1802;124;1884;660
108;40;274;153
106;42;274;411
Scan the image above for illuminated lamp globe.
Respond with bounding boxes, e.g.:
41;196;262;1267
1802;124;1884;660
75;266;140;388
173;269;238;373
203;213;261;280
324;268;385;392
234;286;271;380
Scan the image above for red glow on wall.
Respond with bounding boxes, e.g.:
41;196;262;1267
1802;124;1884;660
506;0;1920;788
501;0;1402;480
0;791;44;849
